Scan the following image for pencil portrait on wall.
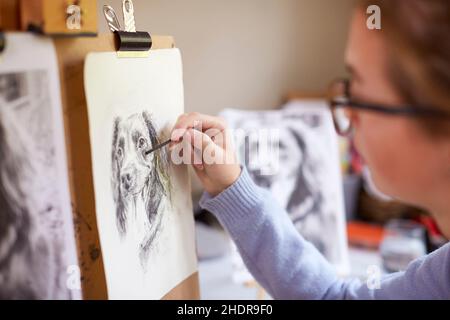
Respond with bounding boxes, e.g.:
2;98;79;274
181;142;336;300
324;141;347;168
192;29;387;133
0;33;80;300
221;103;349;274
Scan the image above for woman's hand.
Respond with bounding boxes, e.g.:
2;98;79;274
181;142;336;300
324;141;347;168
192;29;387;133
169;112;241;196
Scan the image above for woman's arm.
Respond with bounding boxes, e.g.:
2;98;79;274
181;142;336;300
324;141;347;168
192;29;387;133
170;112;450;299
200;168;450;300
199;167;353;299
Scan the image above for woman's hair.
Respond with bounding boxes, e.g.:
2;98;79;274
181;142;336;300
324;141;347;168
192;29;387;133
359;0;450;136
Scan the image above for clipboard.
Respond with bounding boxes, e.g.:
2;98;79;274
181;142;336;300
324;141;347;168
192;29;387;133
0;0;200;300
55;22;200;303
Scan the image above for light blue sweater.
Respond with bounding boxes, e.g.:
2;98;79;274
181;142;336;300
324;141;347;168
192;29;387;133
199;168;450;299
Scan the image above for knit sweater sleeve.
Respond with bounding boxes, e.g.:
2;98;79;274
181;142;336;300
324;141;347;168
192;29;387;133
199;168;450;300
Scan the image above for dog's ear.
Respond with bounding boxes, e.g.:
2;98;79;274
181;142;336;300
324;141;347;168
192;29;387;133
111;118;121;205
141;112;172;222
111;117;127;235
143;112;171;195
142;111;167;189
285;127;322;219
142;111;159;147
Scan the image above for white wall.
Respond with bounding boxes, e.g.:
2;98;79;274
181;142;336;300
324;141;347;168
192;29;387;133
97;0;354;115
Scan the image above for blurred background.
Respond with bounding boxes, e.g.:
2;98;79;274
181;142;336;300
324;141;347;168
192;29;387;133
97;0;354;114
96;0;447;300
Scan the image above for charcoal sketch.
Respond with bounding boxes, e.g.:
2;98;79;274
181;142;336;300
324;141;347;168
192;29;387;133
111;111;171;268
0;71;75;299
222;105;348;268
85;49;198;299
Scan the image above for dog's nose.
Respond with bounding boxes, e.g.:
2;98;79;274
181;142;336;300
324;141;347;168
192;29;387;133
121;173;133;191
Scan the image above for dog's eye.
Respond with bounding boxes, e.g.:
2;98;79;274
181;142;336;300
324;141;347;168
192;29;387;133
116;147;123;159
138;137;147;149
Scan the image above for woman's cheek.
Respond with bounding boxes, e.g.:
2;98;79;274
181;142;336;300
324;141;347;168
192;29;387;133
351;111;364;158
352;113;396;194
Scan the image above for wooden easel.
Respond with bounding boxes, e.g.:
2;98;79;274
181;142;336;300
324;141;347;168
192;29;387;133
0;0;200;300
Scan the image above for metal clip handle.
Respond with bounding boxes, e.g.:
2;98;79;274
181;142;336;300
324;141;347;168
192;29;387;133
122;0;136;32
103;5;122;32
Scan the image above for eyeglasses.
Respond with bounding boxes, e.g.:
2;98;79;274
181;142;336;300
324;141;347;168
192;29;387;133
327;78;450;136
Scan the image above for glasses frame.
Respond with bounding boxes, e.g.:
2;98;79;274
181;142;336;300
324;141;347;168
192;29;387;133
328;78;450;136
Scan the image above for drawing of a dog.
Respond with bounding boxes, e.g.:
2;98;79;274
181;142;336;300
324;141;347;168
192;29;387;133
238;115;330;255
111;111;171;268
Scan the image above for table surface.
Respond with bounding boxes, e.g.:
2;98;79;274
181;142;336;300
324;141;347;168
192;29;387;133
198;243;383;300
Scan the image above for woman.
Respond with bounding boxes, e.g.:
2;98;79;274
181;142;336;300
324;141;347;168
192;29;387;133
171;0;450;299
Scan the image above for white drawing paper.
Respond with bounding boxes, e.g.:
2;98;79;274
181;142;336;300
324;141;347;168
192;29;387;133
84;49;197;299
221;100;350;276
0;33;81;299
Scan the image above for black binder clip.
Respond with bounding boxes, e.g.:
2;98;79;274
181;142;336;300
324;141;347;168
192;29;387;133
114;31;152;53
103;1;152;58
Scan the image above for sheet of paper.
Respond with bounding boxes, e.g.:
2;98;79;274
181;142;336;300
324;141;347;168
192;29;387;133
0;33;81;299
221;100;350;276
84;49;197;299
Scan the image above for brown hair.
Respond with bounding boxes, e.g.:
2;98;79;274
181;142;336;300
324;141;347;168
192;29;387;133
360;0;450;135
